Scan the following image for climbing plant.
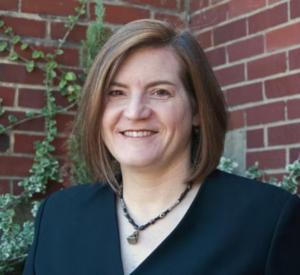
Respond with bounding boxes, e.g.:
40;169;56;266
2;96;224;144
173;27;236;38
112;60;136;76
0;0;106;273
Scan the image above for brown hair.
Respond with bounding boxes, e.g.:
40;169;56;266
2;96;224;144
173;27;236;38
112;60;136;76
76;19;227;191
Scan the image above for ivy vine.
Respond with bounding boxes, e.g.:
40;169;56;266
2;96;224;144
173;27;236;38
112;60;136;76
0;0;106;273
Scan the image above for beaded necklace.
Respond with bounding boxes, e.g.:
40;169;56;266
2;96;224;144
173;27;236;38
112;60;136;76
118;182;193;244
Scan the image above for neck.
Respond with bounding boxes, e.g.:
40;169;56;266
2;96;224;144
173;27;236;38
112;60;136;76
119;158;194;221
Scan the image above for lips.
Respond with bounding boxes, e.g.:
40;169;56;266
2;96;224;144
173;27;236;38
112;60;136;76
121;130;157;137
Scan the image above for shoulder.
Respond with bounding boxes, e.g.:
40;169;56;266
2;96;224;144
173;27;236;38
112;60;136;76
41;182;113;215
202;169;298;216
207;169;293;199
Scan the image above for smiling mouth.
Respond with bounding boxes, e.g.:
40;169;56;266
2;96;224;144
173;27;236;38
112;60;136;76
122;131;156;137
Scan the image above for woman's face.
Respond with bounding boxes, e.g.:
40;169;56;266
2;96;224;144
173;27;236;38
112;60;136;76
101;47;198;172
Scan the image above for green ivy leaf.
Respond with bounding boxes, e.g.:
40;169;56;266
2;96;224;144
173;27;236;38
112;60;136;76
8;115;17;123
0;124;5;132
0;21;4;27
55;49;64;55
50;70;56;78
9;52;18;61
46;53;54;59
21;43;29;50
75;7;85;14
4;27;12;34
26;60;35;72
58;79;67;90
68;15;76;22
46;61;57;70
0;42;8;52
79;0;87;3
78;74;86;82
36;149;44;157
12;36;20;44
25;111;34;118
49;127;57;135
48;145;55;151
32;51;41;59
65;23;72;28
39;51;45;58
65;72;77;81
0;109;5;116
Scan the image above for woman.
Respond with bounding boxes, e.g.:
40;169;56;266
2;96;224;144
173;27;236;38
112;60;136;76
23;19;300;275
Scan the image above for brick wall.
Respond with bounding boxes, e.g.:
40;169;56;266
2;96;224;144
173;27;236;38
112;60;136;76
190;0;300;179
0;0;188;195
0;0;299;194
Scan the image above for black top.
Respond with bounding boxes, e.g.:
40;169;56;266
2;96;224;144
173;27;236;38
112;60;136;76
23;169;300;275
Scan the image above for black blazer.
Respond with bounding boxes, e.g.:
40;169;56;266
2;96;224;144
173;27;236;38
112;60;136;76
23;170;300;275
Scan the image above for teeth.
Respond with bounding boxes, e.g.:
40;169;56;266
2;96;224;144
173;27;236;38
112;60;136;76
123;131;154;137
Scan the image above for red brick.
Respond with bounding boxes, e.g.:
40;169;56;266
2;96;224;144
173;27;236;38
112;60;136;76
228;110;244;130
0;64;44;85
228;0;265;18
291;0;300;19
94;4;150;24
0;133;9;152
122;0;177;9
51;22;87;43
287;99;300;120
14;133;67;156
14;44;79;67
0;179;10;194
266;22;300;52
268;123;300;146
247;53;287;80
249;3;288;34
0;156;34;176
214;64;245;86
246;149;286;170
247;128;264;149
289;48;300;70
55;114;75;133
0;0;18;11
0;16;46;38
226;82;263;107
22;0;80;17
190;0;209;13
205;47;226;67
0;49;9;58
196;31;212;49
246;101;285;126
18;89;44;109
190;4;228;29
290;148;300;163
0;111;45;132
154;13;184;26
265;73;300;99
12;180;24;196
214;18;247;46
228;35;264;62
0;87;15;107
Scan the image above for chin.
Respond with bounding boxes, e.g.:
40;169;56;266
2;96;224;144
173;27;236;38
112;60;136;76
117;156;159;170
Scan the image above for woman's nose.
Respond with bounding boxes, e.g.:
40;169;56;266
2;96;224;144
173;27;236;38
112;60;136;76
123;95;151;120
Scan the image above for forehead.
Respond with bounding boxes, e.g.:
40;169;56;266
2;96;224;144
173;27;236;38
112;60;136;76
111;47;182;84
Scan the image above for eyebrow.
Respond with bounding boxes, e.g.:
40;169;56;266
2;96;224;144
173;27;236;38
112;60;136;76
109;80;176;89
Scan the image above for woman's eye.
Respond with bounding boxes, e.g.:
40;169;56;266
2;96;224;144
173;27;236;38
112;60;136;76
108;90;124;96
154;89;170;97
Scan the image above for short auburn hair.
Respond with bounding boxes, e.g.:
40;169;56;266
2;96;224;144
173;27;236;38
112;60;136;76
76;19;227;191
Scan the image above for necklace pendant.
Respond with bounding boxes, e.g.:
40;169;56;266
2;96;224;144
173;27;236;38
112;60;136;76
127;230;139;245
